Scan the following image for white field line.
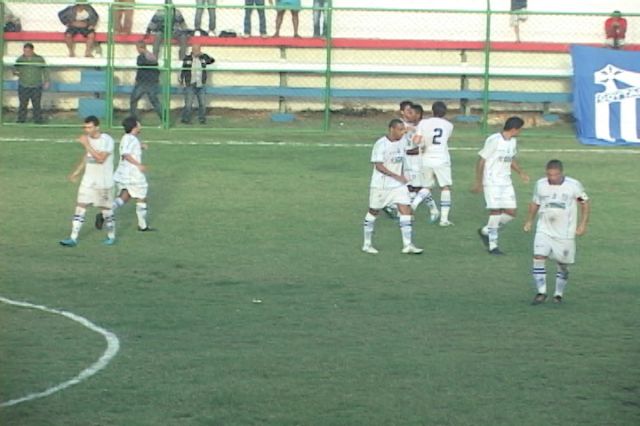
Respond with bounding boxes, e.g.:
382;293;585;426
0;136;639;154
0;296;120;408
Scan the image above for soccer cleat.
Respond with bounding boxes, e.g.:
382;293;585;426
532;293;548;305
382;205;397;219
137;226;155;232
103;237;116;246
401;244;424;254
439;220;454;227
488;247;504;255
428;210;440;224
361;245;379;254
59;238;77;247
553;295;563;303
94;213;104;230
477;228;490;249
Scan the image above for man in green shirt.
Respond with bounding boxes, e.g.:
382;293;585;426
14;43;50;123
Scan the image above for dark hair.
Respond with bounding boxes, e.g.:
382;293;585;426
432;101;447;118
546;159;564;171
122;116;138;134
410;103;424;120
84;115;100;126
399;100;413;111
23;42;34;49
388;118;404;129
504;116;524;131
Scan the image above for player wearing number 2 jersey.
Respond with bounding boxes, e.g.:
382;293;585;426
414;101;454;226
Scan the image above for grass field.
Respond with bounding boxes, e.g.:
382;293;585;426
0;123;639;426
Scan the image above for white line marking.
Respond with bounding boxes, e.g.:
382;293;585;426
0;296;120;408
0;136;638;154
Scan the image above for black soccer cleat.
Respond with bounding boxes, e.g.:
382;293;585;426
488;247;504;255
532;293;548;305
477;228;490;249
137;226;155;232
95;213;104;230
553;295;563;304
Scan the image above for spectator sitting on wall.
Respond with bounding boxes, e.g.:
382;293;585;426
146;0;192;61
605;10;627;49
510;0;527;42
270;0;300;38
58;1;99;57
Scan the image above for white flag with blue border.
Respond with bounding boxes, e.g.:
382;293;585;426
571;45;640;146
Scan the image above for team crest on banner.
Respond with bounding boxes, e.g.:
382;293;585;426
571;45;640;146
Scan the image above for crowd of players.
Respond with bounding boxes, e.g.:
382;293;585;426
363;101;591;304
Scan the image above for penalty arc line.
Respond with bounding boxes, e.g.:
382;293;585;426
0;296;120;408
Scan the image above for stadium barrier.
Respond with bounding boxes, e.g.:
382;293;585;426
1;1;638;131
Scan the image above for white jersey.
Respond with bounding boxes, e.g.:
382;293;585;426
416;117;454;165
478;132;517;186
113;133;147;186
369;135;407;190
80;133;114;189
533;176;588;240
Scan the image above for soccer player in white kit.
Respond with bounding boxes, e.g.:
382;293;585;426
414;101;455;226
523;160;590;304
98;116;152;232
60;116;116;246
362;119;423;254
472;116;529;255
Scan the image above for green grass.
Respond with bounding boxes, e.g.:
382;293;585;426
0;125;639;425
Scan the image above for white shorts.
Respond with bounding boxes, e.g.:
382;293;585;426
404;155;426;187
423;163;452;188
484;185;516;210
369;186;411;210
533;232;576;264
116;182;148;199
77;185;114;209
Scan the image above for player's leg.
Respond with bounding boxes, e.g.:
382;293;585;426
274;10;285;37
60;202;89;246
552;238;575;302
134;186;151;231
482;211;503;254
101;208;116;245
362;208;379;254
554;263;569;302
397;203;422;254
291;11;300;37
531;255;548;304
96;189;130;230
439;186;452;226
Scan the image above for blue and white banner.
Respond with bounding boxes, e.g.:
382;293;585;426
571;45;640;146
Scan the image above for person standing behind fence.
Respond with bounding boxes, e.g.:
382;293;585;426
114;0;135;35
195;0;217;36
244;0;267;37
179;44;215;124
510;0;527;42
270;0;300;38
130;41;163;121
313;0;328;38
14;43;50;124
605;10;627;49
58;1;99;57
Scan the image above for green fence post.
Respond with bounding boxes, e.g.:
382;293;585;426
481;0;492;134
105;2;115;129
322;0;333;132
0;1;6;127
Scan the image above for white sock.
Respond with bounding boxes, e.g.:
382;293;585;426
136;202;148;229
398;215;413;247
112;197;125;210
363;212;376;247
486;214;501;250
70;206;86;240
532;258;547;294
103;209;116;239
555;264;569;297
411;188;429;210
499;213;514;227
440;189;451;222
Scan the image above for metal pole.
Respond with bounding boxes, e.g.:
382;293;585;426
481;0;492;133
0;1;6;126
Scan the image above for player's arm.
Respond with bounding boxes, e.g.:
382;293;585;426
122;153;147;173
68;154;86;183
471;157;485;193
576;196;590;236
511;159;529;183
374;162;408;184
78;135;110;164
523;202;540;232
